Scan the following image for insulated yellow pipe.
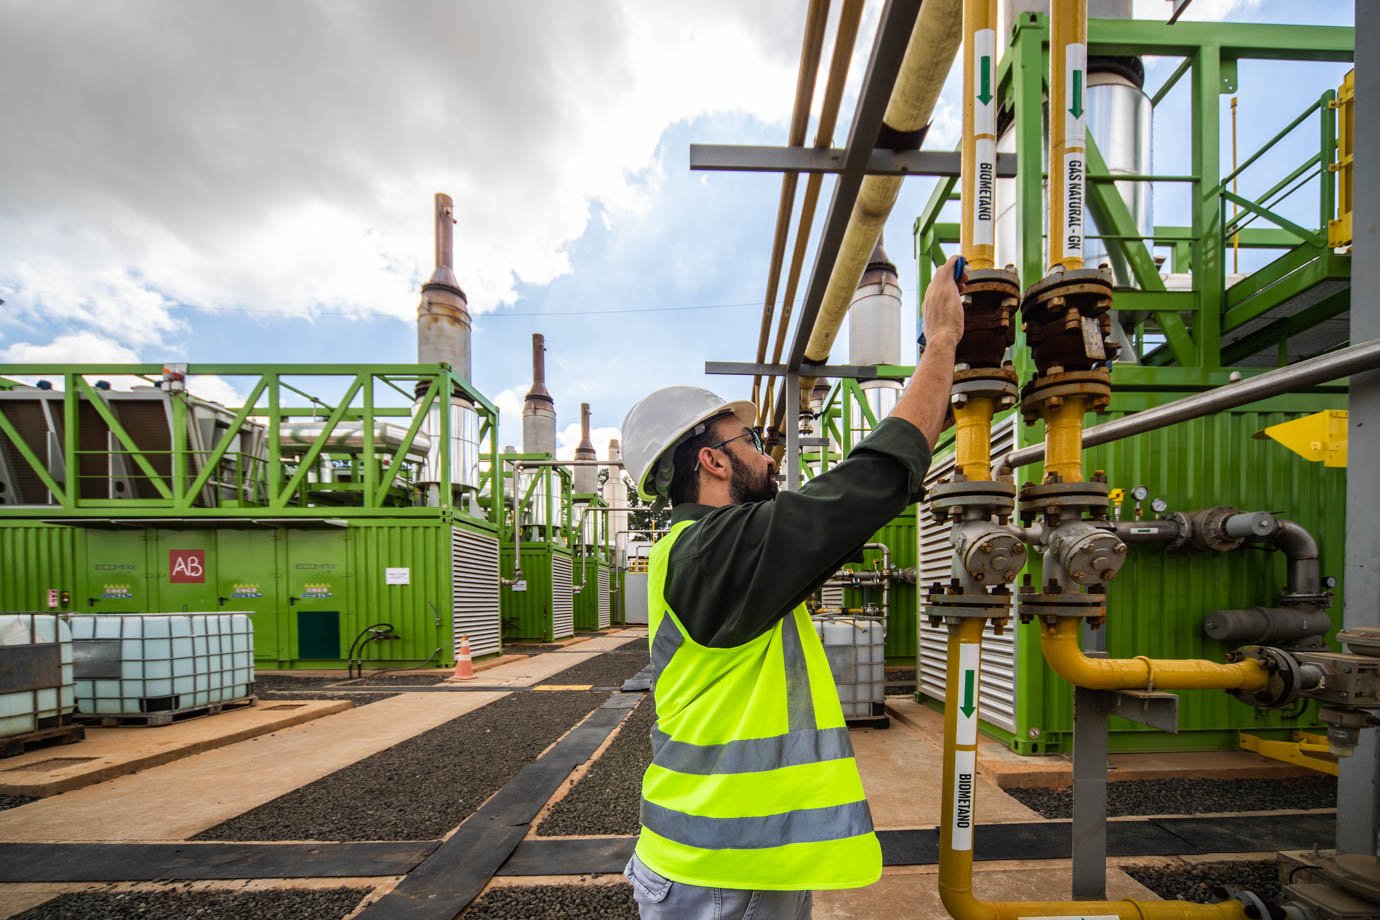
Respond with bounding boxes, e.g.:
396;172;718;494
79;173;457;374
1042;396;1089;483
1040;618;1270;692
961;0;998;269
938;617;1251;920
797;0;963;404
1049;0;1088;272
953;398;995;481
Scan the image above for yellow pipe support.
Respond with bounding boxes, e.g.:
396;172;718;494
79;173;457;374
953;398;996;481
960;0;998;269
1041;396;1088;483
1048;0;1087;272
1040;618;1270;692
938;617;1250;920
797;0;962;403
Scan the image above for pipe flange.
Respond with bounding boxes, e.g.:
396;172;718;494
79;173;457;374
1184;505;1244;552
929;480;1017;520
957;267;1022;369
1226;645;1297;708
953;521;1027;585
1017;481;1110;520
1340;627;1380;658
1047;520;1127;585
1016;591;1106;622
1020;268;1118;374
925;591;1014;621
1018;368;1112;423
1166;512;1193;550
951;366;1020;408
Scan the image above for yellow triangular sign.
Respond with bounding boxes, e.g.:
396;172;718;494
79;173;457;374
1254;410;1348;467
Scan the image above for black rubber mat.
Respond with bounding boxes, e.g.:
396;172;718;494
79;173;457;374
0;841;433;882
355;694;639;920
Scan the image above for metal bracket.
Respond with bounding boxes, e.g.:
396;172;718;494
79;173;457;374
1108;689;1181;734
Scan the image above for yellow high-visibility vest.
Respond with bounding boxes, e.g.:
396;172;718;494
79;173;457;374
634;520;882;891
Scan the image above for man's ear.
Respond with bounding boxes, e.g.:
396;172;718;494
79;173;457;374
697;445;731;481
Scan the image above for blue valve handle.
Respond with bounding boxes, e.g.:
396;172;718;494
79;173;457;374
917;256;966;349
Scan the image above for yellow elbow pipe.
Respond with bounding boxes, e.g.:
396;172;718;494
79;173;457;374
1040;618;1269;692
939;619;1250;920
953;398;996;481
1042;396;1088;483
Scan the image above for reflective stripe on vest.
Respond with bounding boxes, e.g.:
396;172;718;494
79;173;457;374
635;518;881;890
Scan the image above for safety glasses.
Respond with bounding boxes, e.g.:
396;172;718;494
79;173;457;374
693;428;766;471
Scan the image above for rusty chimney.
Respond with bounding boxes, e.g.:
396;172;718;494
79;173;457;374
417;193;472;381
523;333;557;455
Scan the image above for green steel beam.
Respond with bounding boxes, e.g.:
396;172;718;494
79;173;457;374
180;376;269;508
0;409;66;503
1155;226;1300;249
1150;56;1193;107
1221;190;1325;247
1222;246;1343;331
1086;19;1353;61
1114;291;1197;314
1192;43;1223;371
276;376;363;506
1221;286;1351;366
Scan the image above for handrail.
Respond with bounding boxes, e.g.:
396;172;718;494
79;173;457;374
1219;94;1327;190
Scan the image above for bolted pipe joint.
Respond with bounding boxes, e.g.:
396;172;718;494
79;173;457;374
952;520;1026;585
1047;519;1127;586
1203;606;1332;648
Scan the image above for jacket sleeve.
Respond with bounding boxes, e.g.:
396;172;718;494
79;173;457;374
665;416;932;647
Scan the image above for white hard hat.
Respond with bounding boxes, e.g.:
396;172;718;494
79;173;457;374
621;386;756;500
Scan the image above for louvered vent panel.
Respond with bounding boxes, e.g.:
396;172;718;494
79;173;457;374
597;567;611;629
552;554;575;639
452;528;501;658
917;413;1018;733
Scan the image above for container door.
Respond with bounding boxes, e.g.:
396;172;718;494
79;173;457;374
286;530;348;663
216;529;282;664
152;530;220;612
83;529;148;613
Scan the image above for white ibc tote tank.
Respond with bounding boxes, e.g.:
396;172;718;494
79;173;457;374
0;614;75;738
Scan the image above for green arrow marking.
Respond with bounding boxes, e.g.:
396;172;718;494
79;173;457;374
1069;69;1084;119
977;56;993;106
961;671;977;718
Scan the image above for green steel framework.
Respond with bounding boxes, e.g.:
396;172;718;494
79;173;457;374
902;16;1356;753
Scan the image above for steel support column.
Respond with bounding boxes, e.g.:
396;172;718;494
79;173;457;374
1071;686;1109;900
1339;0;1380;859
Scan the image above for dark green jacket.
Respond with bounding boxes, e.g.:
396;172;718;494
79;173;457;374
665;416;932;647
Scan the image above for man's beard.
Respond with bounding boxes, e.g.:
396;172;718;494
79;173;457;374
727;454;779;504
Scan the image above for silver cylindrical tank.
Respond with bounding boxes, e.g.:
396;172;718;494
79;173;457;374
417;395;480;496
848;237;902;368
573;403;598;494
523;333;557;456
604;439;624;548
1084;69;1152;287
417;193;472;381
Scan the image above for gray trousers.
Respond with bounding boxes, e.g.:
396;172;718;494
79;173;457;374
625;853;813;920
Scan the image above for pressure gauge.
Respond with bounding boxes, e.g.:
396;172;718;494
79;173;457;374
1130;485;1150;502
1151;497;1169;515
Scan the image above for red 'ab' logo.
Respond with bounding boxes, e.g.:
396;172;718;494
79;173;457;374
169;549;206;583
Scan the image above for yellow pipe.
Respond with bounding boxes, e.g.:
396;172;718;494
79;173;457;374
961;0;998;269
938;617;1250;920
1048;0;1087;272
798;0;962;403
953;398;996;481
1040;618;1269;692
1042;397;1089;483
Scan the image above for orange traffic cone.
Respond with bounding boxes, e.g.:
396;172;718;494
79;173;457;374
450;635;476;681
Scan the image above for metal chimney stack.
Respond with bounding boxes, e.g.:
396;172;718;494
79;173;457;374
417;193;472;381
523;333;557;455
574;403;598;494
604;438;625;556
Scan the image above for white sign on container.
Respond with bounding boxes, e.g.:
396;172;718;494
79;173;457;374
385;567;411;585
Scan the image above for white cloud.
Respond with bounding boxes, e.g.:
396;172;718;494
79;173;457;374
0;331;140;365
0;1;800;352
556;422;623;461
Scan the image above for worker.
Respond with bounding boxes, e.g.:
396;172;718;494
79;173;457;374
618;255;966;918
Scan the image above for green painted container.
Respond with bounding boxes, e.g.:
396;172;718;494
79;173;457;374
923;392;1347;755
0;519;498;670
574;560;611;631
845;510;919;664
500;543;575;642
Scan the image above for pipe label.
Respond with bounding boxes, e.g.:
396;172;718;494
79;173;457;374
974;137;996;248
1063;152;1085;261
951;749;976;851
973;29;996;137
957;642;980;745
1064;42;1087;149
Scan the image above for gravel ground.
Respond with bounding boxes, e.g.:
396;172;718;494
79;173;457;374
14;887;369;920
462;883;638;919
194;691;606;842
0;794;37;812
1008;776;1337;819
538;696;654;836
505;643;566;655
1127;860;1280;904
342;673;447;686
539;648;650;689
252;675;333;692
256;691;401;707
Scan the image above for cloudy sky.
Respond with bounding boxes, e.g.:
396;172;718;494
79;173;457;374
0;0;1356;456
